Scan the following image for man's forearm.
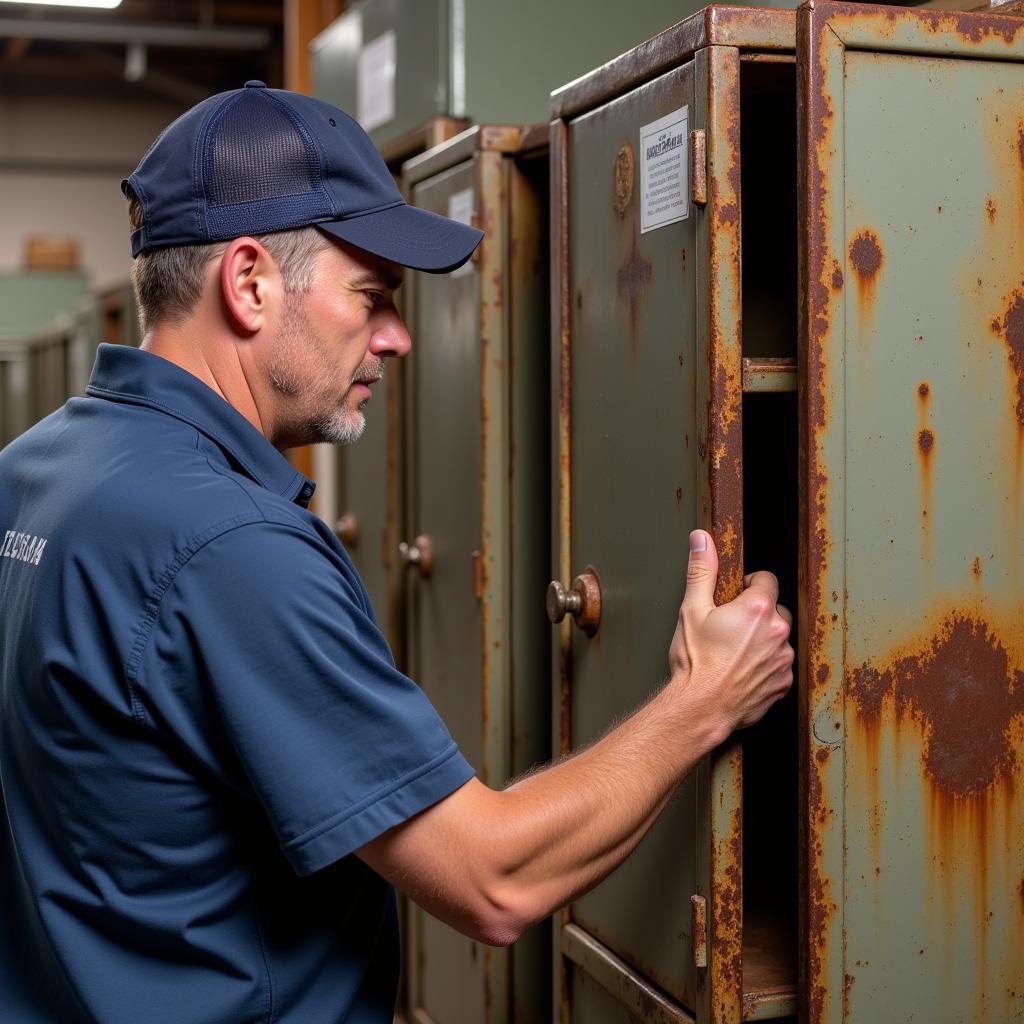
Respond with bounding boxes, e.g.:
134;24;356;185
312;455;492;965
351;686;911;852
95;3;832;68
361;674;731;945
487;676;730;928
358;531;794;946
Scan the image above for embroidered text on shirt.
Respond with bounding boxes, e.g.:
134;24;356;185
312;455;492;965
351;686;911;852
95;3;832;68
1;530;47;566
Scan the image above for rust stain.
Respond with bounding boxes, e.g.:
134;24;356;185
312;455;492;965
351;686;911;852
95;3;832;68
990;287;1024;428
616;244;653;358
917;382;934;561
848;229;885;334
706;52;744;608
987;197;997;223
711;800;743;1022
843;972;855;1018
831;260;844;291
849;230;883;282
972;556;983;579
802;19;839;1019
675;486;683;504
849;613;1024;797
613;142;635;216
828;4;1024;46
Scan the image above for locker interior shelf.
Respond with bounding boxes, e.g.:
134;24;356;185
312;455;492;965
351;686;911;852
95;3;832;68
741;907;798;1020
741;357;797;393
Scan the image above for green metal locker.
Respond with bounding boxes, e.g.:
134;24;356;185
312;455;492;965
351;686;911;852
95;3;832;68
325;117;467;665
69;294;104;398
550;2;1024;1022
0;271;88;338
0;342;30;448
400;124;552;1024
27;320;73;424
97;281;141;348
309;0;730;152
797;4;1024;1022
550;9;797;1022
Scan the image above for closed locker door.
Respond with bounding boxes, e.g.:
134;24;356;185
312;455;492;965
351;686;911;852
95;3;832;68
557;57;705;1015
798;4;1024;1021
406;155;493;1024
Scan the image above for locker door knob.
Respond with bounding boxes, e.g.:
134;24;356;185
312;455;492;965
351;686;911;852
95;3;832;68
546;572;601;634
335;512;358;547
399;535;433;578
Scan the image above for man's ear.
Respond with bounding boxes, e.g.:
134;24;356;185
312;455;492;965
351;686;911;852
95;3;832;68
219;237;275;335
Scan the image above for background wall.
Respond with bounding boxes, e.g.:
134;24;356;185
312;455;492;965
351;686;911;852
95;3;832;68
0;93;186;291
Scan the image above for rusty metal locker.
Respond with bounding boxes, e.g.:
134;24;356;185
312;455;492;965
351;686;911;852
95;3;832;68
550;9;797;1021
326;117;467;666
400;124;552;1024
797;4;1024;1022
550;2;1024;1022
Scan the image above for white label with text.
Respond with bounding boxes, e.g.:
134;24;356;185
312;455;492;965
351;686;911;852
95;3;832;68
447;188;475;278
357;31;396;132
640;106;688;234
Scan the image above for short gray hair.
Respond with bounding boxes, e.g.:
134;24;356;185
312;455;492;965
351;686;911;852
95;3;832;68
126;188;332;334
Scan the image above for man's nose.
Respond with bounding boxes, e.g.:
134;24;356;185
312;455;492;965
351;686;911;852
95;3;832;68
369;309;412;359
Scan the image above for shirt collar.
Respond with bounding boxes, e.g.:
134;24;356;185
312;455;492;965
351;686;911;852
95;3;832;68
86;344;316;508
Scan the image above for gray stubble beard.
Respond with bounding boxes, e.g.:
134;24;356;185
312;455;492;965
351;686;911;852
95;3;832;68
269;293;382;447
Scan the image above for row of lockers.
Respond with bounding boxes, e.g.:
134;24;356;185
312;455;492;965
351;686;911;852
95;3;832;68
0;282;140;449
317;3;1024;1024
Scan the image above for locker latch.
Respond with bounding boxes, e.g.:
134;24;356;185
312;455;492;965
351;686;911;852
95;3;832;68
690;894;708;969
690;130;707;207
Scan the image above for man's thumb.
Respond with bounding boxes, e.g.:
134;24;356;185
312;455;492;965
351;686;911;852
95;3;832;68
683;530;719;612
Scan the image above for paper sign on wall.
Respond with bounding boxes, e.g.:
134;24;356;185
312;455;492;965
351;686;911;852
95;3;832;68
640;106;689;234
447;188;475;278
357;31;396;132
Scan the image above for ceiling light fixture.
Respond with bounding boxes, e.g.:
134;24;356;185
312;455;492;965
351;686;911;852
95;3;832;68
0;0;123;9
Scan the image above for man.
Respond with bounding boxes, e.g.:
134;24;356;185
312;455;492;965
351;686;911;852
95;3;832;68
0;83;793;1023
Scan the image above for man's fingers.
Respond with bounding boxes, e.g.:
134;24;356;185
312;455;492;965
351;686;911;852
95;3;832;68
742;569;779;606
682;530;720;615
776;603;793;628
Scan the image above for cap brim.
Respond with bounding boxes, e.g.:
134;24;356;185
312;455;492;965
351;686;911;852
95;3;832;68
317;203;483;274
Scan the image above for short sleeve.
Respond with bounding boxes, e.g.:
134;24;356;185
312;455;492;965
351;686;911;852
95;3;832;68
139;521;475;876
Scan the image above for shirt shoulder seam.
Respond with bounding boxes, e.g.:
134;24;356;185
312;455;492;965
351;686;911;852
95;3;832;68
124;515;342;720
124;512;269;715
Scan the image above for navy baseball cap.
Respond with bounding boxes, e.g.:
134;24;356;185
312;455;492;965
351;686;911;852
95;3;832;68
122;80;483;273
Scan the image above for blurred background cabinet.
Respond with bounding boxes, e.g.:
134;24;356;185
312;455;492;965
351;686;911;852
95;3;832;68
399;124;552;1024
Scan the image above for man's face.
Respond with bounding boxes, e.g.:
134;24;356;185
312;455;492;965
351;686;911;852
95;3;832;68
265;239;409;448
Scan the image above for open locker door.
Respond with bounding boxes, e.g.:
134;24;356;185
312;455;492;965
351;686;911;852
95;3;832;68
797;3;1024;1022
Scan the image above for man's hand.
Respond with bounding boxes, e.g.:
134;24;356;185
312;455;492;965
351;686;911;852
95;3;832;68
359;528;794;946
667;529;794;733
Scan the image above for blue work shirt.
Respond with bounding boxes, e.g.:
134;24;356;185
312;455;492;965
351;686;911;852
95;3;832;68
0;344;474;1023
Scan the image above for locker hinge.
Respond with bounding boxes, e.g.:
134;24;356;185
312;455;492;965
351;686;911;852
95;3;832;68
690;894;708;969
690;130;707;207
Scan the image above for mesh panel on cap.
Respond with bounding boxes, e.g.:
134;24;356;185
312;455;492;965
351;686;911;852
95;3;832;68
207;94;316;206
